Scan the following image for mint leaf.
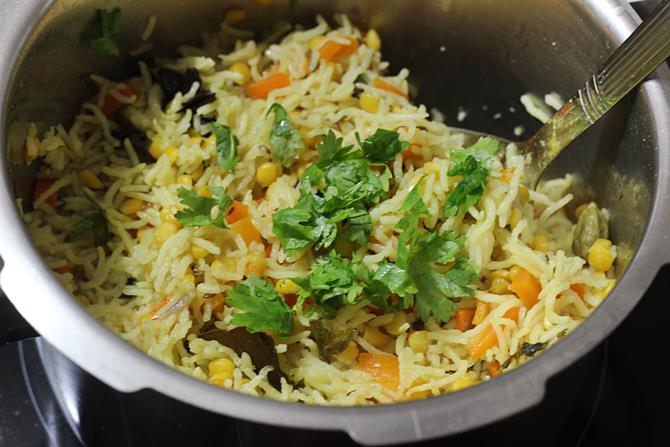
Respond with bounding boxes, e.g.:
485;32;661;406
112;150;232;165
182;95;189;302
227;275;294;337
212;123;239;173
175;186;233;228
360;129;409;162
267;103;305;167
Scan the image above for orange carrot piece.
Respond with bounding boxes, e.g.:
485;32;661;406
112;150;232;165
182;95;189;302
226;201;249;225
374;77;407;98
467;325;498;360
570;283;585;298
231;217;263;246
102;85;136;117
318;38;359;61
487;361;502;378
358;353;400;390
53;266;72;275
264;243;273;258
509;267;541;308
34;178;59;206
454;308;475;332
468;307;520;360
245;72;290;99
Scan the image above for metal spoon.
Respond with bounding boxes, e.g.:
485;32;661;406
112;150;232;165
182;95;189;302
457;0;670;187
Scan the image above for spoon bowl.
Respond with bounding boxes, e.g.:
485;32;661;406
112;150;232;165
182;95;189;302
456;0;670;187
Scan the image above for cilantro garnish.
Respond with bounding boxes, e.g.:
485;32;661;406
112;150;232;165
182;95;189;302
71;192;109;246
212;123;239;173
267;103;305;168
227;275;294;337
174;187;233;228
394;182;479;323
82;8;122;57
407;232;477;323
444;137;501;217
272;130;405;257
293;252;365;318
359;129;409;163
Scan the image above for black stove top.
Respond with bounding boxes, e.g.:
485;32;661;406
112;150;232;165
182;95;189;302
1;265;668;447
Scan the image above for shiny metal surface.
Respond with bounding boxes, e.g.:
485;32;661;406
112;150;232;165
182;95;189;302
1;1;670;445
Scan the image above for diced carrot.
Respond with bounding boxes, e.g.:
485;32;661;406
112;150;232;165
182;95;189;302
467;325;498;360
245;72;291;99
358;352;400;390
374;77;408;98
504;306;520;323
102;85;137;117
454;308;475;332
570;283;585;298
487;361;502;378
34;178;59;206
150;295;170;320
53;266;72;275
226;201;249;225
468;306;520;360
231;217;263;246
509;267;541;308
318;37;359;61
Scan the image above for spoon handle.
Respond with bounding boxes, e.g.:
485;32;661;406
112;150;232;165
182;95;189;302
525;0;670;185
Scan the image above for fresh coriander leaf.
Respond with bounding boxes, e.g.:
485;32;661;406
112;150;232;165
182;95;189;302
444;156;490;217
227;275;294;337
267;103;305;168
363;261;417;310
444;137;501;217
395;178;430;267
450;137;501;166
315;131;360;167
272;196;321;257
212;123;239;173
360;129;409;162
293;252;364;318
82;8;122;57
71;193;109;246
340;210;372;245
175;186;233;228
407;232;478;323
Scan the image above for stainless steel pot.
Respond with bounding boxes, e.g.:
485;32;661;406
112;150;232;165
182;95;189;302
1;0;669;445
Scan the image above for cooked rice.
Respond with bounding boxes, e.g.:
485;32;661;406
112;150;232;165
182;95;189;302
22;15;616;405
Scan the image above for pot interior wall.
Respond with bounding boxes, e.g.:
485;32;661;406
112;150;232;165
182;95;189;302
4;0;656;280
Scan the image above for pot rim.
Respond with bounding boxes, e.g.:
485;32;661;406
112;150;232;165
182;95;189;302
1;0;669;445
